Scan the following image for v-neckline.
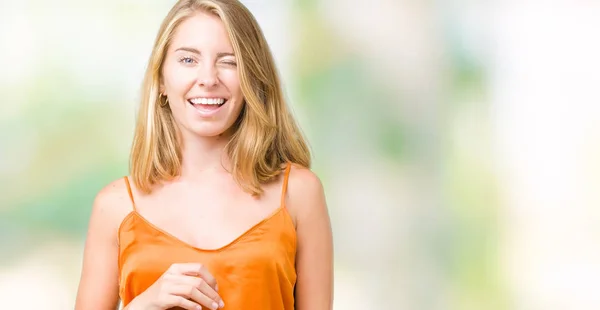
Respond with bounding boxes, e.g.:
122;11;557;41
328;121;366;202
128;206;287;252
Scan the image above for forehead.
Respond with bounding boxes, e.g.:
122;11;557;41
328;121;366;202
170;11;233;51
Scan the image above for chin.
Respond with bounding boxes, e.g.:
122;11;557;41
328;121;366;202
188;122;235;138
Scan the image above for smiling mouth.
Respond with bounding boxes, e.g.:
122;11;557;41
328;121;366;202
188;97;227;106
188;97;227;112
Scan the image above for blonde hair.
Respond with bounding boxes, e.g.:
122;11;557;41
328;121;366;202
129;0;311;196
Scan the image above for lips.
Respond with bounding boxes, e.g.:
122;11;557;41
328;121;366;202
187;97;228;116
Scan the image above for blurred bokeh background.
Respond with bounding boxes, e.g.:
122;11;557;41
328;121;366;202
1;0;600;309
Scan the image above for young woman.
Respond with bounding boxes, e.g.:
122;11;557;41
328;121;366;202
74;1;333;309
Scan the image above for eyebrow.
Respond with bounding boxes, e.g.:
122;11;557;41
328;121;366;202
174;47;235;57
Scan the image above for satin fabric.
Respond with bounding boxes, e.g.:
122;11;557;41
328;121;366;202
118;163;296;309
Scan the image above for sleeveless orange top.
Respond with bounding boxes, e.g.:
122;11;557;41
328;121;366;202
118;163;297;309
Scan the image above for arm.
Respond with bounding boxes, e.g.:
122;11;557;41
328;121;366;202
287;167;334;310
75;180;129;310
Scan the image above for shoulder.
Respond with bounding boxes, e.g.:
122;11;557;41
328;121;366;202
88;177;135;240
287;164;324;196
93;177;134;213
285;164;328;223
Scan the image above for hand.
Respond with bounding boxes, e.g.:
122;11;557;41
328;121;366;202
127;263;225;310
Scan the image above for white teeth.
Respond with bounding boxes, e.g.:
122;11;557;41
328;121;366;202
189;98;226;105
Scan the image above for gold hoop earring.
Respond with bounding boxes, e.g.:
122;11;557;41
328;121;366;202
160;95;169;107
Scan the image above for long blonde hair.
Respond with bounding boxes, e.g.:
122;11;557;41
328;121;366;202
129;0;310;196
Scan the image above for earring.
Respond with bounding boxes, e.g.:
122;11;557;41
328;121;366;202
160;94;169;107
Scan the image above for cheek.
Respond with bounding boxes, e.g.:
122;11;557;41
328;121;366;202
163;64;195;91
219;71;242;96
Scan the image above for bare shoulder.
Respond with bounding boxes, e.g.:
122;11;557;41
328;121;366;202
93;177;133;213
285;164;328;223
287;164;324;195
89;177;135;239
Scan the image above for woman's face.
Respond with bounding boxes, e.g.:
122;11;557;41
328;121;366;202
161;11;244;138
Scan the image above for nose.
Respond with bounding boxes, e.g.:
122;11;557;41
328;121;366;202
197;63;218;87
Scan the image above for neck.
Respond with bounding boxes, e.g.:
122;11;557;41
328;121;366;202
178;131;233;181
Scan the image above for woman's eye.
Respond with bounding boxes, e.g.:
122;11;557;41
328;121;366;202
179;56;196;65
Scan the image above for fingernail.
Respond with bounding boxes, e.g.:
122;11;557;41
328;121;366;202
196;307;202;310
215;284;219;292
219;300;225;308
212;302;219;310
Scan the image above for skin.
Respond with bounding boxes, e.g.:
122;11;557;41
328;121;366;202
75;11;333;310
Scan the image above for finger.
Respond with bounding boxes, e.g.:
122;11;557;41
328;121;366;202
165;294;202;310
179;275;224;307
173;263;218;290
172;284;220;310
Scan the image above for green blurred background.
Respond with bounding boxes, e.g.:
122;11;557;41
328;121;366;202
1;1;600;309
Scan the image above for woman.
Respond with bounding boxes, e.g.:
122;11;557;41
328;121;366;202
74;0;333;309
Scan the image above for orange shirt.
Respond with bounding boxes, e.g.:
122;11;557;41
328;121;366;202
118;163;296;309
